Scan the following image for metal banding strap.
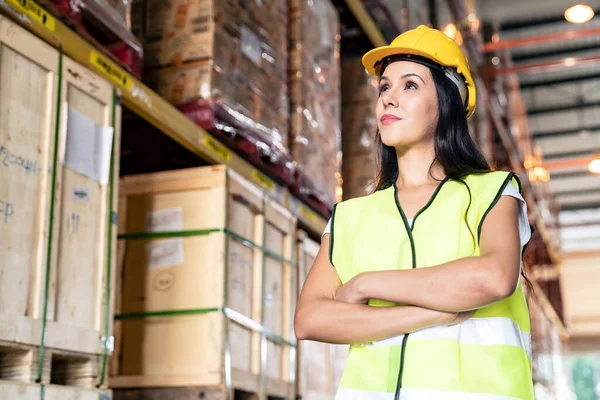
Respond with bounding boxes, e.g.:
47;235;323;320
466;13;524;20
118;228;295;267
114;307;295;348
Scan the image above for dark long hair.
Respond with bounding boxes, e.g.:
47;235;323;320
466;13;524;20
374;64;490;191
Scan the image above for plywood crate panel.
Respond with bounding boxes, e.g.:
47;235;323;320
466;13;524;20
112;166;296;397
295;231;348;399
0;15;120;365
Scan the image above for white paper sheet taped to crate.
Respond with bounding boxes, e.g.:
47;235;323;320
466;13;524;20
145;238;185;269
64;107;114;185
146;207;183;232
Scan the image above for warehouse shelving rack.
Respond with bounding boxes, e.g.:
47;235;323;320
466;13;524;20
0;0;328;237
0;0;569;363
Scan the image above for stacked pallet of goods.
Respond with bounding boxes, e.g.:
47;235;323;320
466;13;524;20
288;0;342;212
132;0;293;184
0;15;120;399
341;58;379;200
39;0;142;76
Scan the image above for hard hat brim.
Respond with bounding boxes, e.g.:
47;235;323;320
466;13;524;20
362;46;447;76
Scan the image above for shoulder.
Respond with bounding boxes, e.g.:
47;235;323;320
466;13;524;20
335;186;390;213
322;187;391;237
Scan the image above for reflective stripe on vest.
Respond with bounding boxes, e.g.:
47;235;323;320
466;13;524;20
358;317;532;359
331;171;534;400
335;388;523;400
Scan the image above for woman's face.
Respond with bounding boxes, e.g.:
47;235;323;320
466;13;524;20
375;61;439;150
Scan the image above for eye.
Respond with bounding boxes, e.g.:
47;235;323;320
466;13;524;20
378;83;390;95
405;81;418;90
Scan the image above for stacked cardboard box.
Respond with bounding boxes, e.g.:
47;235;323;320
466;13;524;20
134;0;289;151
289;0;341;207
341;58;379;200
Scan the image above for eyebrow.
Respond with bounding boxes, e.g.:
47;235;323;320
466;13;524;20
380;73;425;84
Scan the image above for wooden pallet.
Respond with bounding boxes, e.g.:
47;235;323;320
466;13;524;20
113;385;261;400
0;341;102;389
0;380;110;400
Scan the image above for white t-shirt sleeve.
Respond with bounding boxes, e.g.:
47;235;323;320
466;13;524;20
321;184;532;247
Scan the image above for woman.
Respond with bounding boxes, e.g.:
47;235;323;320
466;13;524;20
294;25;534;400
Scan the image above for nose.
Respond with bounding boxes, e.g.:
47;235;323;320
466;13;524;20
381;89;398;108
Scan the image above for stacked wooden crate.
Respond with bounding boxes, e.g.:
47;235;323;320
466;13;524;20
295;232;348;399
0;15;119;399
111;166;297;399
340;58;379;200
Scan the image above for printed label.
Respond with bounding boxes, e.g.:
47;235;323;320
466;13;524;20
298;203;318;225
146;207;183;232
72;186;90;202
90;51;133;91
7;0;56;31
241;25;262;67
251;169;274;191
146;239;184;269
202;135;231;162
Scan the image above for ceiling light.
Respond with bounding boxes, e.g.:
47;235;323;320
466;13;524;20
588;158;600;174
565;4;595;24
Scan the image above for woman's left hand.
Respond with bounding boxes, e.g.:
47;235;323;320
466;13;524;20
335;274;369;304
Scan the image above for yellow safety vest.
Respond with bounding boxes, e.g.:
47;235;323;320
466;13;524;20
330;171;534;400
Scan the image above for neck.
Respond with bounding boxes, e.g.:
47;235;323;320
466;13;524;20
395;144;445;188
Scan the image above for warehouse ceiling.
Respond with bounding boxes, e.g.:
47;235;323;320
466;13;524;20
478;0;600;252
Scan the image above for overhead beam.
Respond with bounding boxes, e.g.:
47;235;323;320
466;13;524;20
550;170;594;179
532;125;600;139
560;202;600;211
528;100;600;115
485;54;600;77
554;188;600;198
512;42;600;63
521;72;600;90
500;9;600;32
484;26;600;53
543;155;596;170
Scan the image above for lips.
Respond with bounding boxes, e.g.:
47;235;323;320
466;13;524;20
380;114;402;125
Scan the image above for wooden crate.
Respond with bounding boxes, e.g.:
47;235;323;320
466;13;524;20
111;166;296;398
296;231;349;400
0;14;121;384
295;231;348;400
0;380;111;400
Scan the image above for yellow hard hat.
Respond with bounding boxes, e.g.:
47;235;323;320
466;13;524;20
362;25;476;118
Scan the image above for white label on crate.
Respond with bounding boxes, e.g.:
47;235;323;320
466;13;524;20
72;186;90;202
146;239;185;269
146;207;183;232
241;25;263;67
64;107;114;185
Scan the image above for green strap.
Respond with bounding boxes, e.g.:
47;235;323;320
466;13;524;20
118;228;295;266
113;307;295;348
37;51;63;384
116;307;222;320
99;89;118;387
